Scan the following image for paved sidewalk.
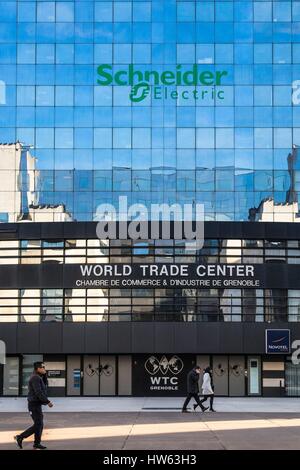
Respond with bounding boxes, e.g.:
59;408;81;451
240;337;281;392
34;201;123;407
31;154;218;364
0;396;300;413
1;411;300;450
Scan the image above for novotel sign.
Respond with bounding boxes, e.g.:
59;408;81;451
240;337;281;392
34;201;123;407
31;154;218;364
66;263;263;289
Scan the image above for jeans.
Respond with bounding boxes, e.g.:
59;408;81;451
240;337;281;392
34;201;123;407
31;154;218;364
182;393;204;410
19;403;44;445
200;394;214;410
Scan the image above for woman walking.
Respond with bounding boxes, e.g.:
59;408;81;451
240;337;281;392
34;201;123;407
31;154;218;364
194;366;216;412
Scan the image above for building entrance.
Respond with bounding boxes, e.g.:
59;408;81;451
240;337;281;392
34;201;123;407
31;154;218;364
66;355;132;396
197;355;246;396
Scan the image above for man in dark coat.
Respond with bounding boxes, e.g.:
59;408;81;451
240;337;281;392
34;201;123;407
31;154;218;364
182;365;209;412
14;362;53;450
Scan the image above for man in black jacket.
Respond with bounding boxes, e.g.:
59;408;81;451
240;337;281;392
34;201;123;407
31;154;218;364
14;362;53;450
182;365;208;413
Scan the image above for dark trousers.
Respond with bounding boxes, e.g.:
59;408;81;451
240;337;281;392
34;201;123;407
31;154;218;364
19;403;44;445
200;394;214;410
182;393;204;411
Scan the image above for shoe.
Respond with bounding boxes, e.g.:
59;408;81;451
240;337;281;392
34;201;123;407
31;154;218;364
201;406;209;412
181;409;190;413
33;443;47;450
193;404;197;411
14;435;23;449
210;408;216;412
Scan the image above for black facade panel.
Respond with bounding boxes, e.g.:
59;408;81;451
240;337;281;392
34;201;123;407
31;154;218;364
1;322;300;355
85;222;98;239
108;323;132;353
1;220;300;241
263;387;284;397
286;223;300;239
43;353;65;362
132;322;154;353
41;264;63;288
219;324;243;353
40;323;63;353
0;228;18;240
265;264;288;289
241;222;265;240
287;267;300;289
265;222;287;240
243;324;265;354
218;221;240;240
18;223;41;240
263;371;285;379
17;324;40;353
204;222;220;239
63;222;86;239
0;323;17;353
154;323;174;353
41;222;64;239
0;265;18;289
62;324;85;353
19;265;41;288
174;323;197;353
197;324;220;353
84;323;108;353
290;324;300;344
262;354;285;362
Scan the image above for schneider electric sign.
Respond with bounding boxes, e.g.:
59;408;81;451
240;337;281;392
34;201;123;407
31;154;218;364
70;263;262;289
96;64;228;102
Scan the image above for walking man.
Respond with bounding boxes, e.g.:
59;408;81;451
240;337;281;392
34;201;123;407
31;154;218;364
14;362;53;450
182;365;209;413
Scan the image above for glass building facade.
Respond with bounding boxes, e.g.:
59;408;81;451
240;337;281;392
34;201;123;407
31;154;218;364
2;2;300;399
0;0;300;222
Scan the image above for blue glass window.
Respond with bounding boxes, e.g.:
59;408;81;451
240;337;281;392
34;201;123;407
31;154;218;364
177;2;195;22
95;2;113;22
0;1;17;22
37;2;55;22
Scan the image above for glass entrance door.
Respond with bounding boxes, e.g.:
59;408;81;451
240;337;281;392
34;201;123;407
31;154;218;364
67;355;81;396
67;355;131;396
229;356;245;396
213;356;229;395
248;357;261;395
83;356;99;395
82;355;117;396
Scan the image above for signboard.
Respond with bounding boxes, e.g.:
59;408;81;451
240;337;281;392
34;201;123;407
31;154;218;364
47;370;62;378
65;263;264;289
132;354;195;396
265;329;291;354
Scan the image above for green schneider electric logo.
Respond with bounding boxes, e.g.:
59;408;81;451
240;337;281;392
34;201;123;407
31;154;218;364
96;64;228;103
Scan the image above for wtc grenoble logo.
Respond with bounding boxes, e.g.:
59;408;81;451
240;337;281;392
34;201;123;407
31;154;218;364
145;355;184;376
95;196;205;251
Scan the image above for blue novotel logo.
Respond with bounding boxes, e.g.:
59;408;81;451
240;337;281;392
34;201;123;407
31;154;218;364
265;329;291;354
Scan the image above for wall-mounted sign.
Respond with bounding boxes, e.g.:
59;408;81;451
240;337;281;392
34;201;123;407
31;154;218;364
132;354;195;396
47;370;62;378
65;263;263;289
265;329;291;354
3;262;300;290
